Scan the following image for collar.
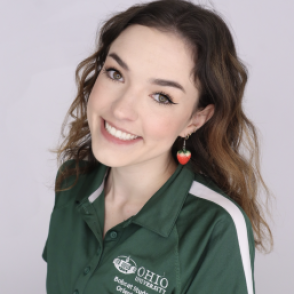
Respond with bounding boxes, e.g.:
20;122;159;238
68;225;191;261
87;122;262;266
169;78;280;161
76;160;195;238
130;163;195;237
75;160;109;205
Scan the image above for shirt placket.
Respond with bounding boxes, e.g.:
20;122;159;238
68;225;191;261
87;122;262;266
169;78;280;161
71;198;104;294
72;191;132;294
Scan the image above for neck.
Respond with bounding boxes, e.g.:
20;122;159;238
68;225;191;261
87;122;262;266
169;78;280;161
104;154;178;206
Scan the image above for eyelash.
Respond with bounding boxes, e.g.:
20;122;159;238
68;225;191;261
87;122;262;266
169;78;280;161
101;67;177;106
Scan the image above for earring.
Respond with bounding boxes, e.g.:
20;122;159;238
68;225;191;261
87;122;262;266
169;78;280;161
176;128;197;165
177;133;192;165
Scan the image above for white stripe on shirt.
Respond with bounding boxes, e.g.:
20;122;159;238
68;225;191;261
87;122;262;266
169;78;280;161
189;181;254;294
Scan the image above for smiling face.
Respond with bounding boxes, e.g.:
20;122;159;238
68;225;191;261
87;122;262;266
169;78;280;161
87;24;205;167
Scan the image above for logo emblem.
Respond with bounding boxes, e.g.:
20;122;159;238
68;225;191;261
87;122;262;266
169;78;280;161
113;255;137;274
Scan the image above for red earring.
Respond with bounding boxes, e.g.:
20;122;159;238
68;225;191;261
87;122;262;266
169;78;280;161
177;133;191;165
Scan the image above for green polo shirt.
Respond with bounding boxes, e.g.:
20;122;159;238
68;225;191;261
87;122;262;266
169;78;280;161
42;159;255;294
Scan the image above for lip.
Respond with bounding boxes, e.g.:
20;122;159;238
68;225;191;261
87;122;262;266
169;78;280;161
100;117;142;145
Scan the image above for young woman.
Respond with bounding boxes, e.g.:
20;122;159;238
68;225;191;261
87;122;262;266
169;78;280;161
42;1;272;293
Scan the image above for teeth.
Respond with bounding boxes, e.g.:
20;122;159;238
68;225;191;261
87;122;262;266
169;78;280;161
105;121;138;141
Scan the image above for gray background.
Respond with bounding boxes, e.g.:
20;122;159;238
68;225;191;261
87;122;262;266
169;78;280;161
0;0;293;293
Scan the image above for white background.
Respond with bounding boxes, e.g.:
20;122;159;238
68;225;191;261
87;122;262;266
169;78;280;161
0;0;293;293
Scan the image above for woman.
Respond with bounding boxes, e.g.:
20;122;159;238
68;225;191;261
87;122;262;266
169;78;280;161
42;0;272;293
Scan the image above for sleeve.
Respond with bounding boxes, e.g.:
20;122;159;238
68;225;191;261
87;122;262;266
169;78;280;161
184;216;255;294
41;211;55;263
42;239;48;262
42;211;54;263
41;159;75;263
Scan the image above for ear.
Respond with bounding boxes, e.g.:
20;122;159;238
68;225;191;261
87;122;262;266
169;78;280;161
179;104;215;137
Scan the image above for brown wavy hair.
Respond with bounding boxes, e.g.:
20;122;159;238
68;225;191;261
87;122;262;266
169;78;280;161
50;0;273;252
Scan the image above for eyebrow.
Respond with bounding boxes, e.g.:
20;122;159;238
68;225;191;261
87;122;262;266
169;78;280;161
107;52;186;93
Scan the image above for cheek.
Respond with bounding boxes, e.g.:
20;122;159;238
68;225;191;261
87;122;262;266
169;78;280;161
144;112;185;144
87;94;97;129
87;86;103;134
87;77;110;118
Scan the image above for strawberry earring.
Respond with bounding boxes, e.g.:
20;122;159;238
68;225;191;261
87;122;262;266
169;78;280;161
177;133;192;165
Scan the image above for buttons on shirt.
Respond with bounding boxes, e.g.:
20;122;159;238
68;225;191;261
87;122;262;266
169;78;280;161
110;230;118;239
73;290;79;294
83;266;91;275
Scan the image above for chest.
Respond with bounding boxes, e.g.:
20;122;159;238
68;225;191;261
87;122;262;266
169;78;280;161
47;207;180;294
88;225;178;294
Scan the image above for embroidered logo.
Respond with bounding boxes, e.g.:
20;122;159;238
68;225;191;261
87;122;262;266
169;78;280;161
113;255;137;274
113;255;169;294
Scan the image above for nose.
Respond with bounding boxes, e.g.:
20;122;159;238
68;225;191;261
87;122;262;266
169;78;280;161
111;87;139;121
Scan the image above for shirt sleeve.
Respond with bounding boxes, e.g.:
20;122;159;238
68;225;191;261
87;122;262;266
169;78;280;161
41;160;74;263
42;238;48;262
41;211;54;263
184;216;255;294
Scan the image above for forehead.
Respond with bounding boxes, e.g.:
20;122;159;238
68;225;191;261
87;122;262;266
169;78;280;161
107;24;196;90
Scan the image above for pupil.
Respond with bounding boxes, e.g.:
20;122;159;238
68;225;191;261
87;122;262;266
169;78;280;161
159;94;167;103
114;72;121;79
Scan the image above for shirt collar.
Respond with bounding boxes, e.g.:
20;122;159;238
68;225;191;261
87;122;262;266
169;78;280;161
130;163;195;237
77;161;195;238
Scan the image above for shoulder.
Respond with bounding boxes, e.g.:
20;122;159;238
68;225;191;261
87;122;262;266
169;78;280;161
53;159;101;209
177;173;256;294
186;173;254;234
55;158;90;178
55;159;91;189
178;172;255;260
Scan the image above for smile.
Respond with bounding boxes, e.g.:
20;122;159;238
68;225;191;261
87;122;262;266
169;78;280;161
105;120;139;141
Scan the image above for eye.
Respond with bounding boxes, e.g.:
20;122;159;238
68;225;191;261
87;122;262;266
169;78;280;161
152;92;177;105
102;66;178;106
102;67;124;82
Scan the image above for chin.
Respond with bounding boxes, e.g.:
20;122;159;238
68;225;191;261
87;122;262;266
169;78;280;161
92;148;134;168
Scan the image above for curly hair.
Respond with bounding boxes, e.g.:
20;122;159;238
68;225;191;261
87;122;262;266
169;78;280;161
50;0;273;252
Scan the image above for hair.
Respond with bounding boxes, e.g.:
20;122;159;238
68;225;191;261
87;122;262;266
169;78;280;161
50;0;273;252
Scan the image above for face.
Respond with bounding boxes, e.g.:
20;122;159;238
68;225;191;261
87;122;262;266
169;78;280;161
87;24;206;168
